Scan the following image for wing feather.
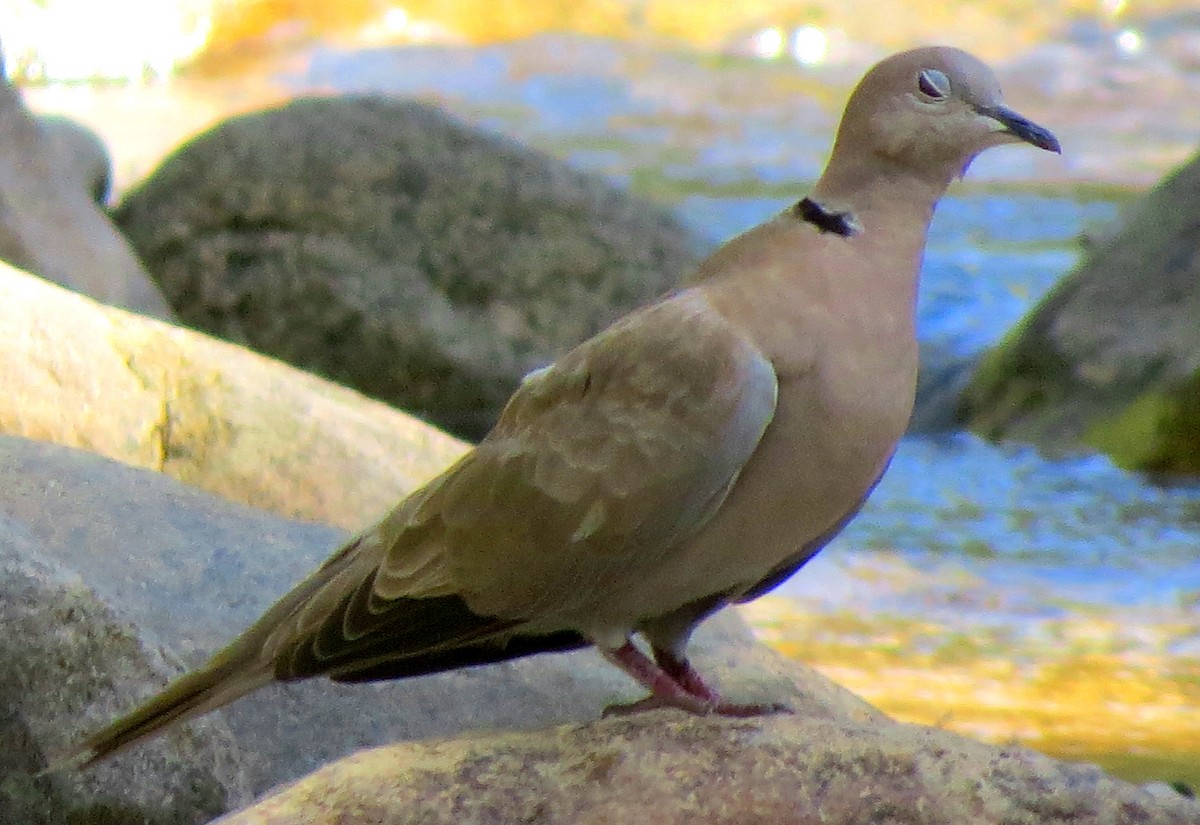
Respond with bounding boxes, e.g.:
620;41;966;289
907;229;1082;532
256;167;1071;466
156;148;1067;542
420;290;778;620
262;290;777;677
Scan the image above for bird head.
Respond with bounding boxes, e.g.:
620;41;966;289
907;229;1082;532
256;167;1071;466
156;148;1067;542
828;46;1060;186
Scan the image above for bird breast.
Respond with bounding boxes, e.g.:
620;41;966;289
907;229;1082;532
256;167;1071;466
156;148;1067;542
582;321;918;635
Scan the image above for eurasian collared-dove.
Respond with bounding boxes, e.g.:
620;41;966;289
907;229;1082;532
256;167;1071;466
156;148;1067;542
61;45;1058;768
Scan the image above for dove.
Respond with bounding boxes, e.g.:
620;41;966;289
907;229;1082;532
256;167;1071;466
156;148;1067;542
59;45;1058;769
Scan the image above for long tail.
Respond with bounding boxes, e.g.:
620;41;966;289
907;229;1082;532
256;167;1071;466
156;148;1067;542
47;520;387;772
46;547;362;771
48;649;273;772
47;494;593;771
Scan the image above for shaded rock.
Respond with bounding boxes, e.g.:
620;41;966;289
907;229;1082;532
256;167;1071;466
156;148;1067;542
0;77;170;320
0;261;468;529
910;340;975;432
216;711;1200;825
957;148;1200;475
114;96;702;440
0;434;871;823
0;519;250;825
34;113;112;204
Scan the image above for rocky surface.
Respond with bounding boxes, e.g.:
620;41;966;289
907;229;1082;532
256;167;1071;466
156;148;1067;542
33;113;111;204
0;520;251;825
0;77;171;320
0;433;861;823
216;711;1200;825
11;434;1192;825
115;96;701;440
0;260;467;529
958;147;1200;474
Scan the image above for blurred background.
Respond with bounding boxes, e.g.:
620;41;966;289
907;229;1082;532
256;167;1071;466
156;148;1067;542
4;0;1198;794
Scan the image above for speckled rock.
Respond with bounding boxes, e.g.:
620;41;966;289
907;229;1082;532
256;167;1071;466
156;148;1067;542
0;434;866;823
958;147;1200;475
114;96;701;440
216;711;1200;825
0;77;170;320
0;506;250;825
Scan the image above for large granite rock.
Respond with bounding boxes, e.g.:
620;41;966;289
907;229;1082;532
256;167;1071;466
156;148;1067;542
957;149;1200;474
216;711;1199;825
0;435;866;824
114;96;702;440
0;77;171;320
0;261;467;529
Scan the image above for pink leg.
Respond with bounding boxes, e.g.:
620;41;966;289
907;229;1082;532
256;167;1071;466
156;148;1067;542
653;646;722;702
653;645;791;717
600;642;790;717
601;642;714;715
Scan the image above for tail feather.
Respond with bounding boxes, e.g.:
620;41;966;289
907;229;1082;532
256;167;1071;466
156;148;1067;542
46;511;588;771
45;528;398;772
47;654;273;772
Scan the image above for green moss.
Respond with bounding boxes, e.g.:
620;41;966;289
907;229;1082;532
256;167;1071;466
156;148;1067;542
959;337;1058;438
1084;370;1200;474
1042;749;1200;796
1085;392;1171;469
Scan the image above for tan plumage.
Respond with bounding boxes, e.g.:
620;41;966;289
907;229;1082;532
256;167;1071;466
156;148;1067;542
59;46;1059;769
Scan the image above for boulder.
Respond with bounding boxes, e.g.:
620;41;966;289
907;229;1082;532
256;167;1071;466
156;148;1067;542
215;711;1200;825
34;113;112;204
0;515;251;825
0;261;467;529
957;148;1200;474
0;434;863;823
114;96;702;440
0;77;171;320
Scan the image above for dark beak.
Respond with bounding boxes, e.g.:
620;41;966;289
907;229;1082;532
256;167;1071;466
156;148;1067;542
977;104;1061;153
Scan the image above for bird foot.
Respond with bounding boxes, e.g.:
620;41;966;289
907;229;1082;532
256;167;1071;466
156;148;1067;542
600;640;791;719
652;642;791;716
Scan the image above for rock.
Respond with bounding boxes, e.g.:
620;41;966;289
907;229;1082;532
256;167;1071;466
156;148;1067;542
0;260;468;529
0;513;251;824
34;113;112;204
0;433;870;823
957;148;1200;475
215;712;1200;825
0;77;171;320
114;96;702;441
910;340;975;432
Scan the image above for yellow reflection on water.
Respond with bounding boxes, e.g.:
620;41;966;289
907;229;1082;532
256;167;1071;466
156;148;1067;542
741;595;1200;790
196;0;1199;69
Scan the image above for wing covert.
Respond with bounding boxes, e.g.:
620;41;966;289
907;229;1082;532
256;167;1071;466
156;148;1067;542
263;290;778;676
424;290;779;620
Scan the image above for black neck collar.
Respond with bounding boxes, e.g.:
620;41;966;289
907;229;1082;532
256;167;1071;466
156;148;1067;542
793;197;859;237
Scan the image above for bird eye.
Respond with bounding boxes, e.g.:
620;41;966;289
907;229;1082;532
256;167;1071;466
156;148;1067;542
917;68;950;100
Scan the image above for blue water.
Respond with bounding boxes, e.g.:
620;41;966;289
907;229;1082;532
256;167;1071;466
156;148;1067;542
294;36;1200;639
